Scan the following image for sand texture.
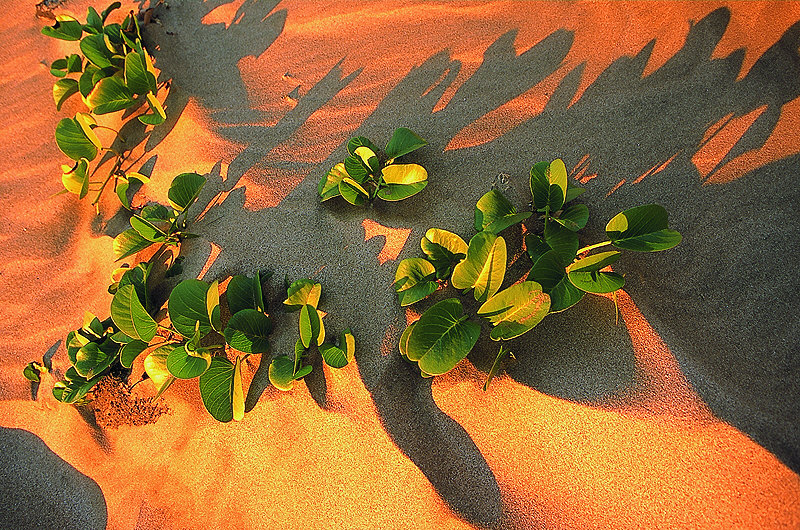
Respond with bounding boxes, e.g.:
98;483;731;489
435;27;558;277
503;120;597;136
1;1;799;528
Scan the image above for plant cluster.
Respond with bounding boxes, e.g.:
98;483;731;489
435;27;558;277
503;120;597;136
112;171;206;261
318;128;429;205
268;279;356;390
43;2;167;208
394;159;682;388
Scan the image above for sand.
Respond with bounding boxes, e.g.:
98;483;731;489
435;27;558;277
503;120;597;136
1;1;799;528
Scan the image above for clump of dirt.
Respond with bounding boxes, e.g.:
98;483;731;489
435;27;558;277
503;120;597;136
91;376;169;429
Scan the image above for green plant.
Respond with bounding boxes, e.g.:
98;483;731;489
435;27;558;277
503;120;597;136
268;279;356;390
112;172;206;261
45;266;273;421
395;159;682;388
318;128;429;205
43;2;167;208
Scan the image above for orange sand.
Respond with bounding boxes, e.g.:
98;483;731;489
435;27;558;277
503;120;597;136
1;1;799;529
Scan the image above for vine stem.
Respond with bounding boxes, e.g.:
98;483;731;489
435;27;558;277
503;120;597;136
577;240;613;255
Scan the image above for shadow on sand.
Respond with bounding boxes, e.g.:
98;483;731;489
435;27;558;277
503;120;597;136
115;3;800;527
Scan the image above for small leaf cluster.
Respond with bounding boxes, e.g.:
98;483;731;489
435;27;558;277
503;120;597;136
319;128;429;205
268;279;356;391
395;159;682;387
44;3;167;206
112;172;206;261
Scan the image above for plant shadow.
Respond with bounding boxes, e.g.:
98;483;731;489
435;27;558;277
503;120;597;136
143;3;800;527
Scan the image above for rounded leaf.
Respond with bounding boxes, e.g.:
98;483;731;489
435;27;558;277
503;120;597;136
474;189;531;234
376;181;427;201
269;355;297;391
319;163;348;201
384;127;427;159
119;339;148;368
405;298;480;376
527;250;585;312
55;117;98;161
284;279;321;311
544;222;579;266
381;164;428;185
224;309;272;354
168;173;206;212
606;204;682;252
61;158;90;198
477;281;551;340
113;228;153;261
567;270;625;294
111;284;157;342
553;203;589;231
199;355;244;422
167;345;211;379
299;304;321;349
53;78;79;111
394;258;437;306
42;15;83;41
168;279;212;338
451;232;507;302
144;345;175;398
339;177;369;205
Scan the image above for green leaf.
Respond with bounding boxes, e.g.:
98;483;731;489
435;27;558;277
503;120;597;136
53;79;79;111
320;344;347;368
168;172;206;212
23;362;46;383
61;158;90;199
299;304;321;349
564;182;586;203
606;204;682;252
111;284;157;342
85;7;103;32
199;355;244;422
339;177;369;205
86;76;135;114
343;155;369;183
144;345;175;398
167;344;211;379
78;65;99;97
477;281;551;340
140;203;169;221
138;93;166;125
569;251;622;273
168;279;212;338
405;298;480;376
553;203;589;231
394;258;438;306
527;250;585;312
565;251;625;294
347;136;379;156
124;51;156;95
474;189;531;234
227;275;256;315
207;280;221;331
530;159;567;211
525;233;551;266
42;15;83;41
567;269;625;294
53;368;104;404
385;128;427;159
113;228;153;261
130;215;167;242
224;309;272;354
269;355;300;391
119;340;149;368
420;228;467;279
284;279;321;311
80;33;114;68
544;222;579;266
101;2;122;22
74;341;118;379
451;231;507;302
376;181;428;201
50;58;68;77
55;117;99;161
319;163;348;201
